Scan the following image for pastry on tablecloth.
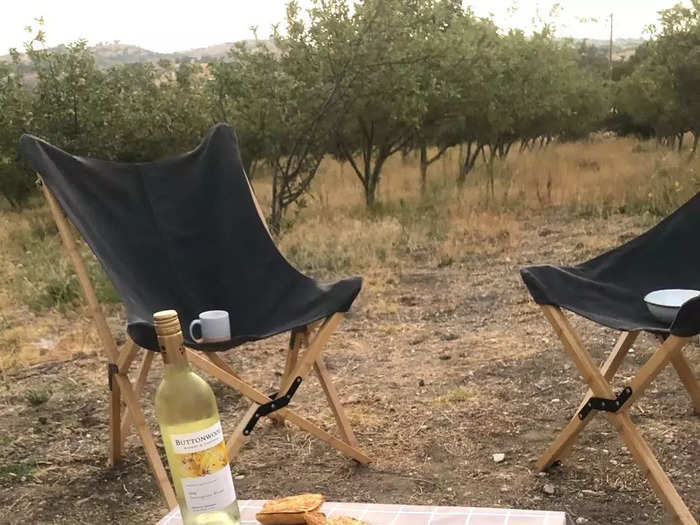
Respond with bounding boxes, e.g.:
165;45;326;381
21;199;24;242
256;494;325;524
303;512;328;525
305;514;369;525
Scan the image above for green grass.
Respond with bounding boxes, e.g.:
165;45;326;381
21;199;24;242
0;461;38;480
24;389;51;406
5;209;119;312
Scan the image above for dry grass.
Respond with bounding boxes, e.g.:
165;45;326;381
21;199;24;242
0;136;698;373
0;207;117;371
256;136;698;213
254;136;699;276
433;386;478;405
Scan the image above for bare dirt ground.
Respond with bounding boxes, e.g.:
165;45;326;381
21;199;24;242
1;208;698;525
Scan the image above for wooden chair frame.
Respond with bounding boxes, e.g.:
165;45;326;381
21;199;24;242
40;180;371;511
538;305;699;525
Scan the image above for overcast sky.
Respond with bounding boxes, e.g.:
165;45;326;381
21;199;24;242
0;0;690;55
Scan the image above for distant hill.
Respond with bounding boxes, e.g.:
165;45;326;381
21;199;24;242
1;37;642;68
0;40;263;68
177;40;265;60
83;42;179;67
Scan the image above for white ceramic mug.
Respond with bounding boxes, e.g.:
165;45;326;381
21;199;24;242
189;310;230;343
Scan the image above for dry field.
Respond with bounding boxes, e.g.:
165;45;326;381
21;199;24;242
0;137;698;524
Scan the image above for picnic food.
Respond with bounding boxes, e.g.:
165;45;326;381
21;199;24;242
304;514;369;525
257;494;371;525
256;494;325;524
153;310;241;525
303;511;328;525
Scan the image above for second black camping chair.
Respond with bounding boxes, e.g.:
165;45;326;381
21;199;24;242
521;194;700;525
21;124;371;510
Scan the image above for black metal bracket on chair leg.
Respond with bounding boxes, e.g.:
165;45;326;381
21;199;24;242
243;376;303;436
578;386;633;420
107;363;119;391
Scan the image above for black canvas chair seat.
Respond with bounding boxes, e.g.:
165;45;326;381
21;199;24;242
521;192;700;337
20;124;361;351
520;194;700;524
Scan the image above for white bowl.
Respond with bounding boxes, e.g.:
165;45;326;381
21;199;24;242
644;289;700;324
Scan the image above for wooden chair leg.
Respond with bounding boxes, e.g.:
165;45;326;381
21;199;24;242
314;356;359;447
536;330;638;470
226;402;259;461
282;330;302;387
671;351;700;414
275;399;370;464
271;330;303;426
120;351;154;447
540;306;696;525
42;182;177;509
206;352;244;381
108;371;122;466
611;409;697;525
114;373;177;510
117;339;140;373
188;345;371;464
109;339;144;459
279;314;342;393
280;317;361;447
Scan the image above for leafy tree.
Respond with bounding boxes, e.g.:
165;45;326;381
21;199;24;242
613;0;699;152
4;0;696;217
576;40;610;79
410;5;492;193
26;36;105;154
211;2;347;232
24;21;213;162
0;56;33;208
658;0;700;152
309;0;452;206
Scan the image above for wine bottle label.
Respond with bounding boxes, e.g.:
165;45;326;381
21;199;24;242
180;462;236;513
170;421;236;513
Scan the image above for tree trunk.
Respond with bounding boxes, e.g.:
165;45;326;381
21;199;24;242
5;195;18;209
487;148;496;201
245;158;258;180
457;142;472;187
364;177;377;207
678;133;684;153
504;142;513;158
691;132;699;156
361;149;388;207
270;166;282;234
419;143;429;195
458;142;481;187
497;142;506;158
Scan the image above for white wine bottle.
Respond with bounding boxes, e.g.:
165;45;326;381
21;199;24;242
154;309;241;525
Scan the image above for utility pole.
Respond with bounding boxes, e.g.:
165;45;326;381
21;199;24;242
609;13;614;81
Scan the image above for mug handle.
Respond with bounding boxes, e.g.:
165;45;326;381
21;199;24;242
189;319;204;343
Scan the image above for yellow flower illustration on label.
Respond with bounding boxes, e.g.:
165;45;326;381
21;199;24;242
177;441;229;477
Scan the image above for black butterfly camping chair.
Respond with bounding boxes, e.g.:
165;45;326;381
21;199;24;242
20;124;371;510
521;195;700;525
